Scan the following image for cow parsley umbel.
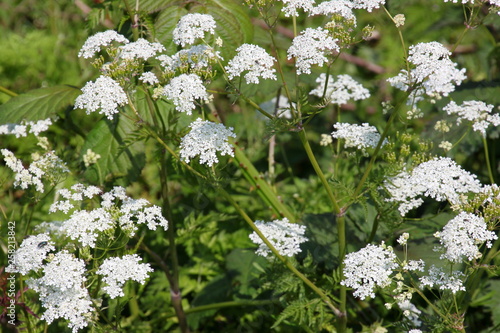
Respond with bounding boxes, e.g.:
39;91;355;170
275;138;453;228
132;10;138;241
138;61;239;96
225;44;277;84
342;243;398;300
331;123;387;151
249;218;308;257
173;13;216;47
310;74;370;104
179;118;236;167
162;74;209;115
443;100;500;137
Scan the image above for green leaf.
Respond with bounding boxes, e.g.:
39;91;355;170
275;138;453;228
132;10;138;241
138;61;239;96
82;115;145;184
154;6;188;54
226;249;268;296
125;0;177;14
0;85;81;123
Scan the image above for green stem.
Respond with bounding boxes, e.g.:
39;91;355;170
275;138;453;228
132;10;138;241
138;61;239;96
219;190;342;318
482;136;495;184
163;300;277;318
0;86;17;97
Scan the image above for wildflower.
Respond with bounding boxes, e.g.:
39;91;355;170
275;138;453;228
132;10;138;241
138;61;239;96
225;44;277;84
387;42;466;109
287;27;339;75
118;38;165;61
434;212;497;263
393;14;405;27
320;133;333;146
179;118;236;167
249;218;308;257
96;254;153;299
398;300;422;327
434;120;451;133
0;118;53;137
443;100;500;137
163;45;221;74
397;232;409;245
332;123;387;151
403;259;425;272
78;30;129;59
341;243;398;300
280;0;315;17
351;0;386;12
162;74;209;115
420;265;465;293
49;185;168;247
312;1;357;23
1;149;69;193
173;13;216;47
6;234;55;275
384;157;482;216
310;74;370;104
82;149;101;167
74;76;128;120
439;141;452;152
27;251;93;332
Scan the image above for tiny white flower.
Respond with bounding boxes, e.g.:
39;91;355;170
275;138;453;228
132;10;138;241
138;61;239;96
225;44;277;84
310;74;370;104
249;218;308;257
6;233;55;275
443;100;500;137
332;123;387;151
78;30;129;59
280;0;315;17
97;254;154;299
287;27;339;75
118;38;165;61
420;265;466;293
139;71;160;85
82;149;101;167
162;74;209;115
180;118;236;167
74;76;128;120
173;13;216;47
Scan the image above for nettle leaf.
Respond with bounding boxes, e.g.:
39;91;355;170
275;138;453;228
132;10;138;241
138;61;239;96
0;85;81;123
82;115;145;184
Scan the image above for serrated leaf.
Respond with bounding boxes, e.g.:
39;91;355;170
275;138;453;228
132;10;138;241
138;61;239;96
82;116;145;184
154;6;188;54
0;85;81;124
125;0;177;14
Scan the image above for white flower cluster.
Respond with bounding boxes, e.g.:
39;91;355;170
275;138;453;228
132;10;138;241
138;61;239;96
387;42;466;106
78;30;129;59
82;149;101;167
162;74;209;114
74;75;128;120
225;44;277;84
173;13;216;47
341;243;398;300
27;251;93;332
280;0;315;17
179;118;236;167
1;149;69;193
310;74;370;104
443;100;500;137
351;0;386;12
96;254;153;299
313;1;357;23
403;259;425;272
434;212;497;263
6;233;54;275
118;38;165;61
287;27;339;75
0;118;53;137
249;218;308;257
420;265;466;293
331;123;387;151
49;184;168;247
384;157;482;216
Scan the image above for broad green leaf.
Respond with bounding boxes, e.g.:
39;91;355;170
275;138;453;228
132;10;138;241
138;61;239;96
154;6;188;54
82;115;145;184
0;85;81;124
125;0;177;13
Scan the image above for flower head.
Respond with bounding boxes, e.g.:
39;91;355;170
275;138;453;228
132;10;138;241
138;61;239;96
287;27;339;75
118;38;165;61
173;13;216;47
249;218;308;257
443;100;500;137
310;74;370;104
78;30;129;59
6;233;55;275
312;1;357;23
225;44;277;84
342;243;398;299
96;254;153;299
434;212;497;263
179;118;236;167
74;76;128;120
420;265;465;293
280;0;315;17
0;118;53;138
162;74;209;114
384;157;482;216
331;123;387;151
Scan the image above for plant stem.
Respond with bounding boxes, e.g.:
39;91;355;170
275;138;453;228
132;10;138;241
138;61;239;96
482;136;495;184
163;300;277;318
